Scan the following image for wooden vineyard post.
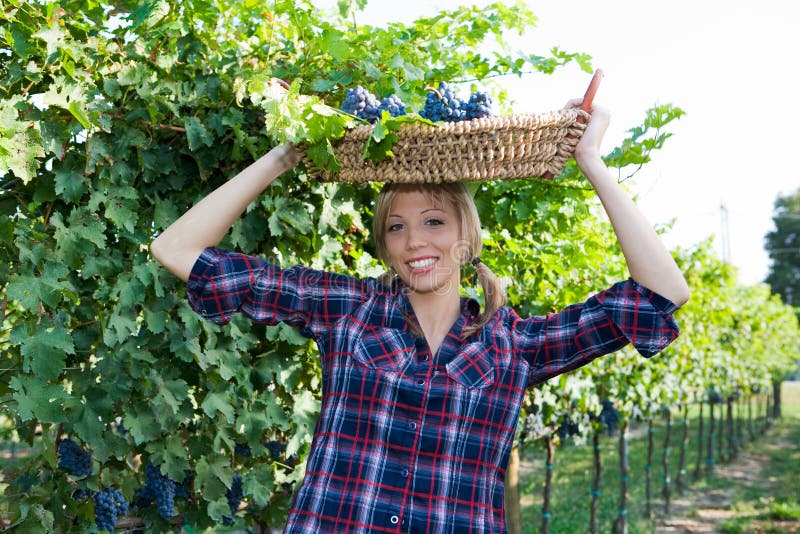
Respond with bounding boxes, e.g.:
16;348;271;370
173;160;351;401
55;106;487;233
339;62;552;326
541;435;556;534
676;404;690;495
693;400;705;481
505;446;522;534
644;418;654;519
590;431;602;534
773;381;782;419
726;396;737;461
661;408;673;514
612;421;629;534
706;395;716;476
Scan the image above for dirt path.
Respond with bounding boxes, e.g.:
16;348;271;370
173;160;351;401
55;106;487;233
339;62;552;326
655;425;797;533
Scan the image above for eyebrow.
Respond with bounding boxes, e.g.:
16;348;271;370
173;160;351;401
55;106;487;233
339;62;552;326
387;208;446;219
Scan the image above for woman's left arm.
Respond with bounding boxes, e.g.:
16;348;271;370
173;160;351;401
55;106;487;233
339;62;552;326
571;101;690;306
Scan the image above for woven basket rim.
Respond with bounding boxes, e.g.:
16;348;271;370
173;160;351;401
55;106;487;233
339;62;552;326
304;108;591;184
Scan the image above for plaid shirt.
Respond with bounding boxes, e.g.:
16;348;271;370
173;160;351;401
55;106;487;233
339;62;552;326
186;247;680;533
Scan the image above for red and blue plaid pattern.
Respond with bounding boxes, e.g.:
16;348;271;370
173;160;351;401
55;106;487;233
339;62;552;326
186;247;680;533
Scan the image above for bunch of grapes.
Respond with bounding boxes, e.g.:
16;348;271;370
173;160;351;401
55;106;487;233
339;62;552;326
234;442;252;458
377;95;407;117
136;462;176;519
340;86;409;122
72;488;95;501
173;470;195;499
94;488;128;533
556;418;580;440
57;438;92;477
265;439;286;460
598;399;620;435
518;412;545;444
222;473;244;526
421;82;467;122
340;86;381;122
465;90;493;119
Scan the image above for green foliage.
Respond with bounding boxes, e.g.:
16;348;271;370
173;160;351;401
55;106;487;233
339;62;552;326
0;0;797;531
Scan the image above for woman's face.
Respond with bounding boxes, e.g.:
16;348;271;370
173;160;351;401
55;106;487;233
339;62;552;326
383;189;463;299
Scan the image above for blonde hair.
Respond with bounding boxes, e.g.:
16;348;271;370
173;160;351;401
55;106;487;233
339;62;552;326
373;182;506;338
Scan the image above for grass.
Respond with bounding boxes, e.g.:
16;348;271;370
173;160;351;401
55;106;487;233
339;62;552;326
715;382;800;534
517;382;800;533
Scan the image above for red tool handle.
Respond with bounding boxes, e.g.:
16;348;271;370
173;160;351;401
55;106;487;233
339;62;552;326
579;69;603;116
540;69;603;179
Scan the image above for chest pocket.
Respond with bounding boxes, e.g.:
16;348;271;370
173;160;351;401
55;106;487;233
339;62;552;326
353;326;415;373
445;342;496;389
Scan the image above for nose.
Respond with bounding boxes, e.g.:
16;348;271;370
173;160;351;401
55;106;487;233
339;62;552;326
405;226;427;250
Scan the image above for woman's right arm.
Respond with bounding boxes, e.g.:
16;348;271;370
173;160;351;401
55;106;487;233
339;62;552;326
150;144;300;282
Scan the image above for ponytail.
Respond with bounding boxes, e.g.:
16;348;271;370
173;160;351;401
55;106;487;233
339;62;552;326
462;258;507;339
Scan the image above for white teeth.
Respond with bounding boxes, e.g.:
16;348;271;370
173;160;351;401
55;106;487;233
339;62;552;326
408;258;437;269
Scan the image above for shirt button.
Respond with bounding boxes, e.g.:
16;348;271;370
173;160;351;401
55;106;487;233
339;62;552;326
390;515;399;525
409;422;417;430
416;378;425;386
420;354;429;361
401;468;409;477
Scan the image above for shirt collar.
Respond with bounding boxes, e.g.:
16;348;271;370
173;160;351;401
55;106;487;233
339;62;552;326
390;280;481;337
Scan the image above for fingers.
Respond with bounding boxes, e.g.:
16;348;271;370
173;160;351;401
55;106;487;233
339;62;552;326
271;144;302;170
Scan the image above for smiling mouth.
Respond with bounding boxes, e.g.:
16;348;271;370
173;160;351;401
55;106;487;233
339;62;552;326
407;258;437;270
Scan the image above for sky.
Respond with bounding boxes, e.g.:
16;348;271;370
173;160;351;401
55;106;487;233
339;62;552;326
315;0;799;285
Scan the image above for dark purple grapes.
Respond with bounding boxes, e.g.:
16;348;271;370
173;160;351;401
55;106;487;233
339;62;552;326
174;470;195;499
57;438;92;477
421;82;466;122
73;488;95;501
465;90;493;119
377;94;407;117
141;462;176;519
556;418;580;439
94;488;128;533
222;473;244;525
234;442;252;457
599;399;620;434
340;86;381;122
265;440;286;460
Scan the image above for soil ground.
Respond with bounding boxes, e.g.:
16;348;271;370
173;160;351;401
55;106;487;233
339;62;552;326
655;405;799;533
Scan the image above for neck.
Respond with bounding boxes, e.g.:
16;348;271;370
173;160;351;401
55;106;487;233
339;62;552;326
407;290;462;343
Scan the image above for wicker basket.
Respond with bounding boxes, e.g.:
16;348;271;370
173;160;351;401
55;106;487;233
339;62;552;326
304;70;602;184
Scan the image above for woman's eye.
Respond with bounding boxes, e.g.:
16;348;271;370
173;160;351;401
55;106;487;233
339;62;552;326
425;218;444;226
387;223;404;232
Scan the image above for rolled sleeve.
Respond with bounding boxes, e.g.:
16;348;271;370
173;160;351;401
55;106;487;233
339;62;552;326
186;247;268;325
514;278;681;386
596;279;680;358
185;247;366;338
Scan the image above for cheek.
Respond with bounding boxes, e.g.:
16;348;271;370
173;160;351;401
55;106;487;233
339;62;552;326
383;235;402;262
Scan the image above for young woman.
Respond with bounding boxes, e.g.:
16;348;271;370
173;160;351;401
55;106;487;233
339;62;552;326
151;100;689;532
